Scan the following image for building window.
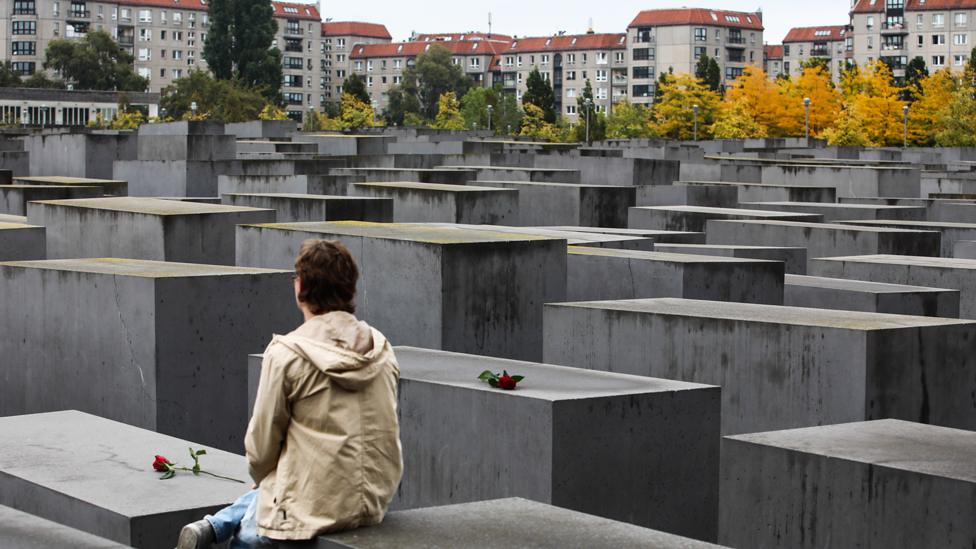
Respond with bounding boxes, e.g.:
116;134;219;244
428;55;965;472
284;74;302;87
595;70;608;82
867;16;875;28
565;70;576;81
694;28;707;42
918;35;925;46
917;14;924;28
12;21;36;35
955;13;967;27
11;41;35;56
954;33;968;45
12;0;35;15
632;66;652;79
138;67;150;79
470;58;480;68
955;54;968;66
138;9;151;23
137;48;150;61
596;52;608;64
541;54;549;64
566;105;577;115
933;34;946;45
725;66;744;80
932;55;946;66
615;51;625;62
636;27;652;43
11;61;35;74
933;14;945;27
632;84;653;97
139;28;151;42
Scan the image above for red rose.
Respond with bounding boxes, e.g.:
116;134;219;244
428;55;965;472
498;375;517;390
153;455;170;472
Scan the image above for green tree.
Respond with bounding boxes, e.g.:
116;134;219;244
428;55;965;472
573;80;606;142
22;71;65;89
397;45;471;120
160;70;271;122
433;92;465;130
606;101;656;138
800;57;831;74
654;67;674;102
522;68;556;123
695;53;721;92
384;84;421;126
342;74;371;105
903;57;929;101
337;92;377;129
0;62;22;87
43;31;146;91
459;85;520;134
203;0;281;100
652;73;721;140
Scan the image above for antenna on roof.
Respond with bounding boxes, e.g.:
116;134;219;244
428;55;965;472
488;12;492;39
587;17;594;34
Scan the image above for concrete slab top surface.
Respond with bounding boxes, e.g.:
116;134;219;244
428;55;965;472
656;243;804;251
339;167;477;172
424;223;646;245
679;180;831;189
568;245;778;264
542;226;704;238
633;205;820;218
743;201;925;211
727;420;976;483
30;197;273;216
473;180;624;189
835;219;976;229
0;505;130;548
0;411;251;516
553;298;974;330
395;347;716;401
322;498;727;548
0;257;290;278
245;221;564;244
438;165;580;173
0;184;104;190
817;254;976;269
0;213;27;223
785;274;957;294
0;221;40;229
222;193;388;201
352;181;515;192
14;176;125;185
711;219;941;233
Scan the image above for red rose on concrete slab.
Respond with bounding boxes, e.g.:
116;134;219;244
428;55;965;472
152;455;171;472
151;448;244;483
498;375;517;390
478;370;524;390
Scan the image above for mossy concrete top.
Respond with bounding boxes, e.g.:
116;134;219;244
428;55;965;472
726;419;976;483
353;181;516;193
552;297;975;330
14;176;125;185
655;243;804;251
817;254;976;269
634;205;821;219
244;221;562;245
422;223;647;246
0;213;27;223
0;184;104;191
568;245;778;264
543;226;704;238
715;219;940;234
474;180;625;189
0;222;40;230
0;257;289;278
223;193;385;201
31;197;273;216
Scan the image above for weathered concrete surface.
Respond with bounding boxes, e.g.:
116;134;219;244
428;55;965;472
24;132;137;180
835;219;976;257
741;201;927;222
720;420;976;549
438;165;581;183
0;411;249;549
0;504;130;548
392;347;721;541
14;176;127;196
566;246;784;305
475;180;636;227
329;167;479;185
706;220;942;269
759;164;921;198
680;181;837;203
653;243;807;274
0;222;45;260
114;159;237;197
955;240;976;259
545;225;706;244
0;184;104;215
27;197;275;265
221;193;393;223
639;184;738;208
236;222;566;361
0;259;298;451
444;224;655;251
217;174;353;196
810;255;976;319
320;498;728;549
543;298;976;434
629;206;821;232
784;274;960;317
350;182;517;224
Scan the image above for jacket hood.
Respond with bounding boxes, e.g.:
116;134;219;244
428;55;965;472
273;313;391;391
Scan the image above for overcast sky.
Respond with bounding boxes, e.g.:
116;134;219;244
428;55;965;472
321;1;855;45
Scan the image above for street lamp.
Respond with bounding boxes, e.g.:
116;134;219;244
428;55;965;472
486;104;493;132
190;101;198;117
370;100;377;127
903;104;910;148
692;104;699;141
803;97;811;140
584;98;593;144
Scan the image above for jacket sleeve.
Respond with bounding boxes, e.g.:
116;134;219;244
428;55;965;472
245;347;292;484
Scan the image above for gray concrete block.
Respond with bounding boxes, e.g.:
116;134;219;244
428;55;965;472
0;222;45;261
475;180;636;227
113;159;237;197
221;193;393;223
24;132;137;180
741;201;927;222
450;224;656;251
720;420;976;549
567;246;784;304
706;220;942;269
0;259;298;451
27;197;275;265
835;219;976;257
439;165;581;183
680;181;837;203
955;240;976;259
329;167;478;185
784;274;960;317
544;225;706;244
0;504;131;548
350;182;517;224
14;176;127;196
225;120;298;139
0;411;249;549
236;222;566;361
0;184;104;215
759;164;921;198
543;298;976;434
629;205;821;232
392;347;721;541
320;498;728;549
217;173;352;196
810;254;976;319
638;184;739;208
653;243;807;274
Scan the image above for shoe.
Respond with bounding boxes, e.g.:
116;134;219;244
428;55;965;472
176;519;216;549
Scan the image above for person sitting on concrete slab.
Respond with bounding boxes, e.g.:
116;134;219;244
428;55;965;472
177;239;404;549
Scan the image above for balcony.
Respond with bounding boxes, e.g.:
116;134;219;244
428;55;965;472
810;47;830;57
118;35;134;46
882;43;905;51
67;8;91;19
726;35;746;46
881;22;908;34
727;55;745;63
612;74;628;85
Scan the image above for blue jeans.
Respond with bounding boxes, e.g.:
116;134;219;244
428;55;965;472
205;490;273;549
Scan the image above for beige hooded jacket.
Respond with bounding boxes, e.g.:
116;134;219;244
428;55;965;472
245;312;403;540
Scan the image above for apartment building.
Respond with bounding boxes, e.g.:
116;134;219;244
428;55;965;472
411;31;512;43
322;21;391;104
627;8;764;105
851;0;975;77
490;33;627;121
782;25;851;80
0;0;323;116
764;44;784;79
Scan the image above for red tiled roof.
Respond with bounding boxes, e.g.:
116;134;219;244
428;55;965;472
350;40;504;59
323;21;392;39
850;0;886;13
906;0;976;10
503;33;627;53
629;8;764;30
415;32;513;43
764;45;783;59
116;0;208;11
783;25;848;43
271;1;320;20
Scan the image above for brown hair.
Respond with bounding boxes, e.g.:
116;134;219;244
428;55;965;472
294;239;359;315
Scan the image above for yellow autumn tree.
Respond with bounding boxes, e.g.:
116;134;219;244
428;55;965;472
716;66;794;137
824;61;905;147
652;73;720;140
258;103;288;121
338;92;378;129
606;101;657;138
712;100;769;138
783;66;842;137
433;92;466;130
907;69;958;146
